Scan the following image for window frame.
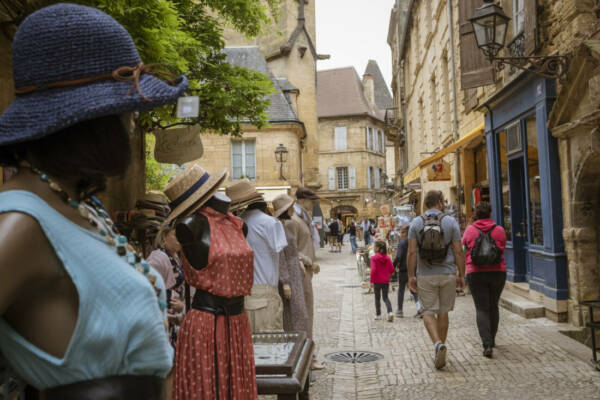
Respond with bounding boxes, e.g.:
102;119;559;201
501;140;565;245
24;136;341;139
231;139;257;180
336;166;349;190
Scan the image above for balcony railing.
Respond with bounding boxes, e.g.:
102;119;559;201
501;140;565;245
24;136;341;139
506;31;525;75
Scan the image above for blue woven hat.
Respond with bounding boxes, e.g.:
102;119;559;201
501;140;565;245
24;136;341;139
0;3;188;146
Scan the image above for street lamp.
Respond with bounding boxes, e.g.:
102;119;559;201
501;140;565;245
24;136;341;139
469;0;568;80
274;143;288;180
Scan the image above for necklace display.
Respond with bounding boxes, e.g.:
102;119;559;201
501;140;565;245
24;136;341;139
26;165;168;316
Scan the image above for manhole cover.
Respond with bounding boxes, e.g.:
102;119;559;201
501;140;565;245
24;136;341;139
325;351;383;363
337;284;361;288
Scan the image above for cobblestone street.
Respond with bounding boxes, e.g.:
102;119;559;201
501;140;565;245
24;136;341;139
304;247;600;400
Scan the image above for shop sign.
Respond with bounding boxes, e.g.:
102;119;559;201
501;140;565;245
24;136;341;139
426;160;451;181
153;126;204;164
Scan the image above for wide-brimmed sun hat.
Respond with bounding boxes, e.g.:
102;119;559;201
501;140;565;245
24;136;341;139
165;164;228;223
0;3;188;146
272;194;295;218
225;179;264;211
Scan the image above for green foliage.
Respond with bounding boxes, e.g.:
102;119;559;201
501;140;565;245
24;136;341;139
144;133;178;191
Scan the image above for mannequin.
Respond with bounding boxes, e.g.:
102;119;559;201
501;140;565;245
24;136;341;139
176;193;247;270
376;205;393;242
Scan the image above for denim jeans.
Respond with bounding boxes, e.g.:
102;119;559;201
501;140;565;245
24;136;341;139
374;283;392;315
397;276;418;311
349;235;357;253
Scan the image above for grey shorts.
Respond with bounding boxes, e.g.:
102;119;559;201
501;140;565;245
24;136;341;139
418;274;457;315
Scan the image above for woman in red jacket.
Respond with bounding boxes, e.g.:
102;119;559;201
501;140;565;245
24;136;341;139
462;202;507;358
370;240;395;322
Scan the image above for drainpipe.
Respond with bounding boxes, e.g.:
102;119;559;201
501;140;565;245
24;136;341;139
447;0;462;207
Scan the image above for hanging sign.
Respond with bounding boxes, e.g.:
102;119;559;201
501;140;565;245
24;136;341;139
153;126;204;165
426;160;451;181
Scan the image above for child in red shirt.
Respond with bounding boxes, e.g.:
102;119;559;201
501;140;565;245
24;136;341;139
370;240;395;322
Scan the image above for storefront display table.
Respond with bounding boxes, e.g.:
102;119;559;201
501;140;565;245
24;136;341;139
253;332;314;400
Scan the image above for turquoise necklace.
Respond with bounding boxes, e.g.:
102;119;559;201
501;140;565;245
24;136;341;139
26;165;167;316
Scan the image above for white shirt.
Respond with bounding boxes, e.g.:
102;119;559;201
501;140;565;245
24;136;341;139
241;209;288;286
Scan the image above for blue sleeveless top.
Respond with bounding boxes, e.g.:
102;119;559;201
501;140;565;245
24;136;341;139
0;191;173;390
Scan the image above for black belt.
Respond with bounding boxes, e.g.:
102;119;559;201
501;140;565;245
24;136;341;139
191;290;244;400
41;375;165;400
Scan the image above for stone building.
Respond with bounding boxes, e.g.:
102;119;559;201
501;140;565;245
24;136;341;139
390;0;600;332
223;0;328;190
194;46;306;201
316;62;392;222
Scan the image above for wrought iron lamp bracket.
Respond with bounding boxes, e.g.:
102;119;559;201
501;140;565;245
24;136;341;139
492;55;569;81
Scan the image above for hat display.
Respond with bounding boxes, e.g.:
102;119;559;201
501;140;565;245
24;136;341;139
225;179;265;211
165;164;228;223
272;194;295;218
0;3;188;146
294;187;321;200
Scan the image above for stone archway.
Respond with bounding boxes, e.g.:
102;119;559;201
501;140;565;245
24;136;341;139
564;150;600;327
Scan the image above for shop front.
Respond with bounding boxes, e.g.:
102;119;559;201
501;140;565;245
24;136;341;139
483;74;567;320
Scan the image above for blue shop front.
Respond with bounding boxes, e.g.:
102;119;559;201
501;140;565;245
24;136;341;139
482;74;568;320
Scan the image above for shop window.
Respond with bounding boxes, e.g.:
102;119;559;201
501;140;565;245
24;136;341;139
231;140;256;180
498;131;512;240
526;115;543;246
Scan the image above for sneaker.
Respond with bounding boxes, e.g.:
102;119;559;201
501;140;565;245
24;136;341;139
395;310;404;318
374;315;382;321
387;312;394;322
434;342;447;369
414;309;423;318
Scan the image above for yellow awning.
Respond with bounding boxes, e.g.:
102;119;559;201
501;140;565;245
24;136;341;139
403;166;421;185
419;123;485;167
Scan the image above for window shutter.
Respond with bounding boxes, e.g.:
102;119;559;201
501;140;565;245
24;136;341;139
231;141;243;179
523;0;538;55
367;167;371;189
367;127;372;150
245;141;256;179
458;0;495;89
328;167;335;190
365;127;369;149
380;131;385;153
463;88;479;112
349;166;356;189
335;127;347;150
374;168;381;189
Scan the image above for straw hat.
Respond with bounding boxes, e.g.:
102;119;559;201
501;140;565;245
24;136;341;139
165;164;228;223
272;194;295;218
226;179;264;211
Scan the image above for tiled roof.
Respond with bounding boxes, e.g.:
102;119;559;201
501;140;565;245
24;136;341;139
364;60;393;110
223;46;299;123
317;67;384;121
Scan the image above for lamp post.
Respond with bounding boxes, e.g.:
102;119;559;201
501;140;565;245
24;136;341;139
469;0;568;80
274;143;288;180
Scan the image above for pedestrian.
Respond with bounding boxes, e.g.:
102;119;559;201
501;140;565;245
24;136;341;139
328;218;340;252
147;223;186;348
370;240;395;322
408;190;465;370
392;225;419;318
361;218;372;245
462;201;507;358
0;4;187;398
337;216;344;251
272;194;309;333
348;220;358;254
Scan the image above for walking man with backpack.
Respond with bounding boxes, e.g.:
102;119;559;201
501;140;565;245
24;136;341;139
408;190;465;370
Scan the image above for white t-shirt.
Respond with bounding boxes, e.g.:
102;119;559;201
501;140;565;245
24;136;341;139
241;209;288;286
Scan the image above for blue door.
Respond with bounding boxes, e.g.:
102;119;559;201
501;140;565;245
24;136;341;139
508;156;530;281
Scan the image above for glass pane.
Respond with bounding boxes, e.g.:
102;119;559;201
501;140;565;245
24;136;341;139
526;115;543;246
498;131;512;240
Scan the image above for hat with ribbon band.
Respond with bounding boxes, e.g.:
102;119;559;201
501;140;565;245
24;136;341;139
165;164;228;223
225;179;265;211
0;3;188;146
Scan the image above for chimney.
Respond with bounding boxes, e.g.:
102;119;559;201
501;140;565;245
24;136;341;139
362;73;375;109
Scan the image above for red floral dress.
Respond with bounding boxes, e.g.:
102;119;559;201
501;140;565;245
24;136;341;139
174;207;256;400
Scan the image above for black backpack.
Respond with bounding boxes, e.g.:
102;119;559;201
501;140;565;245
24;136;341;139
471;225;502;266
417;213;449;263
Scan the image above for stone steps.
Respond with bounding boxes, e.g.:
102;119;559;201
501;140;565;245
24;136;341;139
500;289;545;319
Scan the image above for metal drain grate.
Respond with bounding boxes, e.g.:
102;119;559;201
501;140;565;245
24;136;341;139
337;284;361;288
325;351;383;364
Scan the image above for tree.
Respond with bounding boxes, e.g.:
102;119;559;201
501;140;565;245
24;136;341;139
8;0;278;135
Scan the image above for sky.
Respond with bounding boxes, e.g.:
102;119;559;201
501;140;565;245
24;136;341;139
315;0;396;89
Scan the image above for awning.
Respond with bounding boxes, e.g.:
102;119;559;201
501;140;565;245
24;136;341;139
403;166;421;186
419;123;485;167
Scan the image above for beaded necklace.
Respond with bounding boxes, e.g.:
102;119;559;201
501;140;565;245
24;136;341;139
26;165;167;315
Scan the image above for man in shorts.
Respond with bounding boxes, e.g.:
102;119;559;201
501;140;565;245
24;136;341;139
408;190;465;369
